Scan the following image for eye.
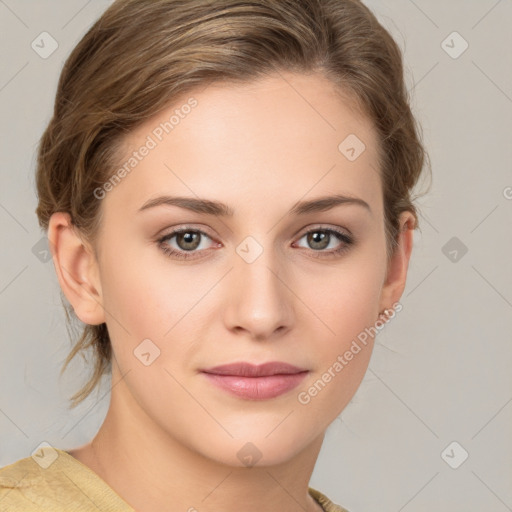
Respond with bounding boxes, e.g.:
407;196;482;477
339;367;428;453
157;225;354;261
158;228;219;260
293;227;354;257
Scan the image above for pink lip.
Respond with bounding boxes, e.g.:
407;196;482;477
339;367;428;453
201;362;309;400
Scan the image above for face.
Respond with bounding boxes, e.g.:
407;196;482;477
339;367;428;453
59;71;410;467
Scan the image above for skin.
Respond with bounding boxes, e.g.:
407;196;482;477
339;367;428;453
49;70;414;512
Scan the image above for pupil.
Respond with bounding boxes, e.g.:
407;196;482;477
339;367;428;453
309;231;329;249
179;232;199;250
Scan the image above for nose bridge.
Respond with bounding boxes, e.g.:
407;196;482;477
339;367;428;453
224;237;293;338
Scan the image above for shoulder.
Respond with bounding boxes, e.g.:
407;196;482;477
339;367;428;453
0;446;134;511
309;487;351;512
0;452;57;511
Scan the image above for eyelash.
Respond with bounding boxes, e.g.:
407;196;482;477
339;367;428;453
157;226;354;261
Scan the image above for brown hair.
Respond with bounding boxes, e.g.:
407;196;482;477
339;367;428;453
35;0;431;407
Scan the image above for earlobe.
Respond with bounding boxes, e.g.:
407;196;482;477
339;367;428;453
47;212;105;326
378;212;415;314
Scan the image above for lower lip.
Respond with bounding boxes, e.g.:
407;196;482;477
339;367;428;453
202;372;308;400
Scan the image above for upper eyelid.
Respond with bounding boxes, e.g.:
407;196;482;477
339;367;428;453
158;225;351;245
158;225;215;239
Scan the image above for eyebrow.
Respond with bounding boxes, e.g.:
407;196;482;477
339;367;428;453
138;193;371;216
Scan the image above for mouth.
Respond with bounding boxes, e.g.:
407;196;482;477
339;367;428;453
200;362;309;400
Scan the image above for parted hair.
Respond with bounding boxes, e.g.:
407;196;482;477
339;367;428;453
35;0;430;407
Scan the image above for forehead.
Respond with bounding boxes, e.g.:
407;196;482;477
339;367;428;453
105;71;382;217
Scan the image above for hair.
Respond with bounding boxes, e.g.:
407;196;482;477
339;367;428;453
35;0;431;408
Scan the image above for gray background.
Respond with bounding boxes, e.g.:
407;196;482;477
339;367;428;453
1;1;511;511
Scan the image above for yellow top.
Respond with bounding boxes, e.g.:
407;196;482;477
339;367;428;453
0;447;349;512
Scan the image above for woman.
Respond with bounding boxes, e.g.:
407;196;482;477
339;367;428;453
0;0;429;510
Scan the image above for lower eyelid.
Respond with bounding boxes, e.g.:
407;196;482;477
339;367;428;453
158;227;352;259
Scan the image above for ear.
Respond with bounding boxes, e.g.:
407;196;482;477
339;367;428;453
378;211;416;312
47;212;105;325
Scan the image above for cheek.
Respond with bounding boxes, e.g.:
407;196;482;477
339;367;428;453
97;243;214;380
95;249;171;371
294;255;385;417
306;255;385;347
99;241;188;331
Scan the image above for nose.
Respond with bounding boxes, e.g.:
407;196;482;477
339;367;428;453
223;248;295;341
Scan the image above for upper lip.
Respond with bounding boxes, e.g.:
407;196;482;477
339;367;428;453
201;362;308;377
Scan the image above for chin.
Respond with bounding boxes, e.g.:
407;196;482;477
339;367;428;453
188;423;322;469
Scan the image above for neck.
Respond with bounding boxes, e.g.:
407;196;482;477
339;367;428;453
75;369;326;512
